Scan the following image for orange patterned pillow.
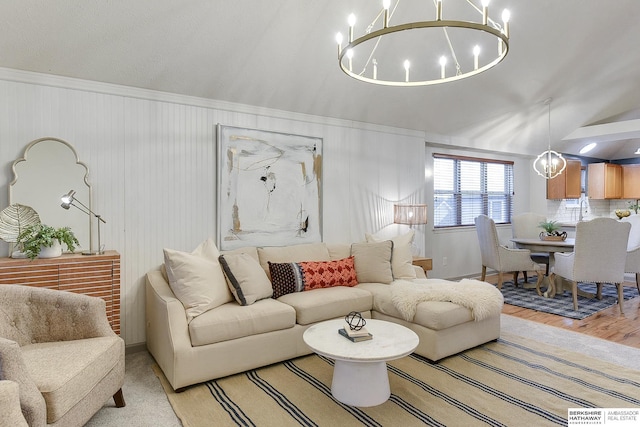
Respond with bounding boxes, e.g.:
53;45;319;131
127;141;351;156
298;256;358;291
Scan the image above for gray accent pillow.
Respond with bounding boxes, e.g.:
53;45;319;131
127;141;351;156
366;230;416;279
219;253;273;305
350;240;394;284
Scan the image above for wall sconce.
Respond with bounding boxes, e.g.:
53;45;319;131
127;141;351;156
61;189;106;255
393;204;428;228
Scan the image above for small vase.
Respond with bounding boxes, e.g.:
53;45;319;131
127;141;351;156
38;240;63;258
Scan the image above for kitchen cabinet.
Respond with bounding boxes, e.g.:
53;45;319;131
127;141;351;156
547;159;581;199
588;163;622;199
623;164;640;199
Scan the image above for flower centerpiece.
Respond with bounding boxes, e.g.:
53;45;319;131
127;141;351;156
16;224;79;259
538;220;567;241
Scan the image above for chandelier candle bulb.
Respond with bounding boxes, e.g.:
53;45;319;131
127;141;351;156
473;45;480;70
348;13;356;43
439;56;447;79
347;49;353;71
404;60;410;82
373;59;377;79
335;33;343;55
502;9;510;38
383;0;390;28
482;0;490;25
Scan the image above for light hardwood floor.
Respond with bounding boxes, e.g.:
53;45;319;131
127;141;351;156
483;274;640;349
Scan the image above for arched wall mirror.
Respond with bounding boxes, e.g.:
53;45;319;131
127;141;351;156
9;137;93;253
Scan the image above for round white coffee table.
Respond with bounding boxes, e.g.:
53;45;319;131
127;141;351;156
303;318;419;407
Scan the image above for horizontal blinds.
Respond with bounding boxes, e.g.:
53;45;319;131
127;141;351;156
434;154;514;228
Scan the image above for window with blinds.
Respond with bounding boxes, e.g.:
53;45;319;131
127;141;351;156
433;153;514;228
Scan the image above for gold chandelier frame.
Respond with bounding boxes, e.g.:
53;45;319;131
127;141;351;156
336;1;511;87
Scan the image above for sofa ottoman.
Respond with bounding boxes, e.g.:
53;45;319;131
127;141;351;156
358;281;501;361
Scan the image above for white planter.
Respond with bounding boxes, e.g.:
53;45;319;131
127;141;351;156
38;240;63;258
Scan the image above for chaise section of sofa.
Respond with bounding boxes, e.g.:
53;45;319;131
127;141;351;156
358;282;500;361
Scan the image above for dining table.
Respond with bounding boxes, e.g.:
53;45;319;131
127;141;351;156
511;237;575;298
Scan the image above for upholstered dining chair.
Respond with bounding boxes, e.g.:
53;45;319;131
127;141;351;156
621;215;640;294
552;217;631;312
475;214;544;291
0;285;125;426
511;212;550;281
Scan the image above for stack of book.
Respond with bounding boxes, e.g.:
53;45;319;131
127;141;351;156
338;323;373;342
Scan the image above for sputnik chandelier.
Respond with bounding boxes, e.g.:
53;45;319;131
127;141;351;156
533;98;567;180
335;0;511;86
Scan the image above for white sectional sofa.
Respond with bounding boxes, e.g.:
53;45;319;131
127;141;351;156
146;237;502;391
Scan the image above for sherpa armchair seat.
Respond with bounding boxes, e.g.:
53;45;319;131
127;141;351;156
0;285;125;427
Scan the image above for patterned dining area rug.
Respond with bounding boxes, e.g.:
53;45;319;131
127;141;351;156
153;332;640;427
500;277;640;319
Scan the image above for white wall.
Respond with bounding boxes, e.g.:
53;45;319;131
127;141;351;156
424;143;537;279
0;68;553;346
0;69;428;346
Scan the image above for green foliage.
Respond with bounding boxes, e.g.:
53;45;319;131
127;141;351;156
16;224;79;259
538;220;561;234
628;200;640;214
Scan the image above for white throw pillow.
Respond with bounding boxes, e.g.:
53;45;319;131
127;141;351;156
350;240;394;284
219;252;273;305
163;238;233;322
366;230;416;279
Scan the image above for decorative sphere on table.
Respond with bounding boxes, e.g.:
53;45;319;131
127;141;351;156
345;311;366;331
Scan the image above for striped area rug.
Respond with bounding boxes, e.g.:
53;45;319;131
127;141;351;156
154;333;640;427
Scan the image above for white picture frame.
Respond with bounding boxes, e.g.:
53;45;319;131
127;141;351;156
217;124;323;250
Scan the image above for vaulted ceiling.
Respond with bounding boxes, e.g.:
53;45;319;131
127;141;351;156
1;1;639;159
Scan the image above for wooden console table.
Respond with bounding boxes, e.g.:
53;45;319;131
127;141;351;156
0;251;121;335
412;257;433;277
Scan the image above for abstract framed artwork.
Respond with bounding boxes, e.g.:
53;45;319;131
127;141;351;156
217;125;323;250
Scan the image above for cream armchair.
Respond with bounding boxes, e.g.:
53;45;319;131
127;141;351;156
621;215;640;294
475;214;544;290
0;380;29;426
553;217;631;312
0;285;125;426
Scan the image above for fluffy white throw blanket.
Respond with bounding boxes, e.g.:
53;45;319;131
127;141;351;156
391;279;504;322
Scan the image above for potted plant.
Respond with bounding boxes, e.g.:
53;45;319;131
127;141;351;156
16;224;79;259
538;220;567;241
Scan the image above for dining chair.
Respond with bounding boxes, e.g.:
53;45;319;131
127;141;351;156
552;217;631;312
621;215;640;294
475;214;544;290
511;212;550;282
